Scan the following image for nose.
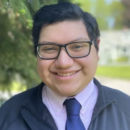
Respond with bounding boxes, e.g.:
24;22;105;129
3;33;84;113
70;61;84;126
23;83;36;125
55;48;74;69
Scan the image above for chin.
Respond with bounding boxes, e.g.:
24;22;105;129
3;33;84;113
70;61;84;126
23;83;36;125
57;89;79;97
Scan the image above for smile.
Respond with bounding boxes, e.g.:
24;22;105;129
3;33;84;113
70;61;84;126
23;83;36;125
57;72;76;77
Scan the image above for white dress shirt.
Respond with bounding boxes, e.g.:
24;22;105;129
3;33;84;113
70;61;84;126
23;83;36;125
42;79;98;130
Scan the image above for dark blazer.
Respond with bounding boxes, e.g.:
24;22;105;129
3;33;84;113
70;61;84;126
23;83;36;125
0;78;130;130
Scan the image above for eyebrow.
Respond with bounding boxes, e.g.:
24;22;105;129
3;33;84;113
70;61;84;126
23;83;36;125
38;37;90;44
70;37;90;42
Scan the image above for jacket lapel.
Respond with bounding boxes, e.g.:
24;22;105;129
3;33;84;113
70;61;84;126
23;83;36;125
20;82;58;130
91;78;116;122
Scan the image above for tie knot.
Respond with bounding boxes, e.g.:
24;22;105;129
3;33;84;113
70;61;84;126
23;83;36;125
64;98;81;116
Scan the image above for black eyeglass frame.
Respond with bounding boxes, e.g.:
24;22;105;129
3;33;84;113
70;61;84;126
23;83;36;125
35;40;93;60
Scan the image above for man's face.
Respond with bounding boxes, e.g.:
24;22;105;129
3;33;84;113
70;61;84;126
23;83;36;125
37;20;99;96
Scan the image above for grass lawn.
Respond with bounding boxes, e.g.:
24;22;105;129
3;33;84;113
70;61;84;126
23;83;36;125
96;65;130;80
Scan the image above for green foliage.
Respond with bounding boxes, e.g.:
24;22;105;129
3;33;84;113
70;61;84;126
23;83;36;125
72;0;92;13
58;0;71;2
0;0;58;91
122;0;130;28
0;9;39;90
93;0;109;30
96;65;130;80
109;1;124;29
72;0;124;30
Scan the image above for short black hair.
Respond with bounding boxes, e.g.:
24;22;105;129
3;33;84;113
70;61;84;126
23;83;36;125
32;2;100;55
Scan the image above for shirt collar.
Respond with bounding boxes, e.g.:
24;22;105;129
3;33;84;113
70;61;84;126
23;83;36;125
45;79;95;116
45;86;66;115
75;79;94;107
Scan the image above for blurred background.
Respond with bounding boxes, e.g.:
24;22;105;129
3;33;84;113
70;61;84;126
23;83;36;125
0;0;130;106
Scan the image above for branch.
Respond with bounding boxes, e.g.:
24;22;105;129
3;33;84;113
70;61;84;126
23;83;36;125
15;7;27;24
24;0;35;18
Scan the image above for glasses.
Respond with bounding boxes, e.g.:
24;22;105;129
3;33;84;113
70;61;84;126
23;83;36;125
35;40;93;60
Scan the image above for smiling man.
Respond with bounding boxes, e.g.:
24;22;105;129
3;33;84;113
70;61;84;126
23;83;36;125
37;20;98;97
0;2;130;130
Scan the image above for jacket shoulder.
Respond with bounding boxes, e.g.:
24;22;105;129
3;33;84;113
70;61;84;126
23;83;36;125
1;85;37;109
103;86;130;117
0;83;42;129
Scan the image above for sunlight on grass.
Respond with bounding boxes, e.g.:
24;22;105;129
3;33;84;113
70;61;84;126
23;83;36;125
0;81;26;92
96;66;130;80
11;81;26;92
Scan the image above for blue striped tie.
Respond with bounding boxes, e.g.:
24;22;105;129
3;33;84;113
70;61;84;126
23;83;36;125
64;98;85;130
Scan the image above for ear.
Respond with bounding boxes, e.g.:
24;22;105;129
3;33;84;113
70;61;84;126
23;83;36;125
97;37;100;46
97;37;100;60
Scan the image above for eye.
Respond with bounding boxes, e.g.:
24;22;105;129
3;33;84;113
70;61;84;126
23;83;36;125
70;43;86;50
73;44;83;49
44;47;56;51
39;45;59;53
40;45;57;51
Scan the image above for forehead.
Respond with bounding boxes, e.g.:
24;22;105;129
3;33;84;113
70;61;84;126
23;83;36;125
38;20;90;44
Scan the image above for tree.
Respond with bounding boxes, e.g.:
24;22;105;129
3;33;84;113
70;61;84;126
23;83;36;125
109;0;124;29
0;0;57;92
58;0;71;2
72;0;124;30
122;0;130;28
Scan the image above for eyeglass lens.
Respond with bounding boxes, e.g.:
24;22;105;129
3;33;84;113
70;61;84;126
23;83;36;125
37;42;91;59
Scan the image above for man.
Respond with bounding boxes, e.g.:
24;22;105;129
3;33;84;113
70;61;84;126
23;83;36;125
0;2;130;130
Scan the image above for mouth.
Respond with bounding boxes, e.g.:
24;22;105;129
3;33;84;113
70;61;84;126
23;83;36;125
53;71;79;77
57;72;76;77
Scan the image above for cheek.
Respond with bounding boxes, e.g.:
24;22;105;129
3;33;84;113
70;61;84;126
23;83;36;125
37;62;44;79
79;53;98;74
89;47;99;65
37;59;51;78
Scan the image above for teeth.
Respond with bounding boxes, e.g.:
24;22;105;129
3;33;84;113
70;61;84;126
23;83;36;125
57;72;75;76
